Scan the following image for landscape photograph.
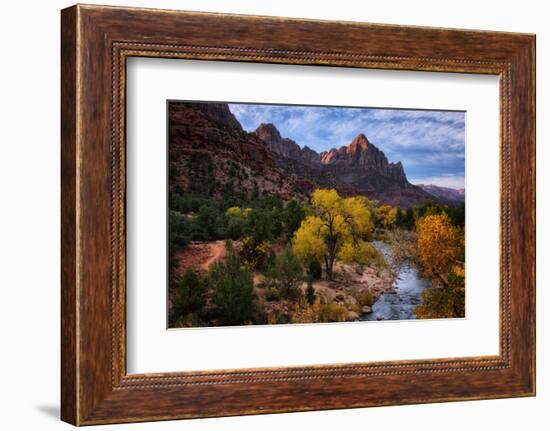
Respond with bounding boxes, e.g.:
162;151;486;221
167;101;466;328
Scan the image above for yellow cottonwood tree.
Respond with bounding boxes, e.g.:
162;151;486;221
292;189;374;280
375;204;398;228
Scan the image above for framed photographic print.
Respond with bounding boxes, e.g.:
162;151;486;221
61;4;536;425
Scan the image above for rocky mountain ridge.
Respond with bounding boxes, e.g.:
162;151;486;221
254;123;430;206
169;101;446;207
255;123;321;165
168;102;316;201
418;184;465;202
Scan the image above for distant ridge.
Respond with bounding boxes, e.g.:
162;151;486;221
417;184;465;203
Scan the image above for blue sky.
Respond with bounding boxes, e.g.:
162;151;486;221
228;103;465;189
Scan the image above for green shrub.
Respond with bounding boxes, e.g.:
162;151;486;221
196;205;220;240
172;269;206;325
210;241;256;325
245;208;274;243
226;216;245;239
168;210;190;248
262;250;276;274
308;259;323;280
266;246;303;299
396;207;415;230
239;236;272;270
284;199;306;238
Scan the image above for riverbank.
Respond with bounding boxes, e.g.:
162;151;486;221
171;239;396;324
254;259;395;323
361;263;430;321
361;240;431;321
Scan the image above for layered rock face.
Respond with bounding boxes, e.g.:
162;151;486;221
169;102;271;170
186;102;244;132
254;125;428;206
319;134;409;191
301;145;321;164
168;102;315;200
255;123;320;164
170;101;435;207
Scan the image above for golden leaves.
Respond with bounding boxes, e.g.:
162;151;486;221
292;189;375;274
416;213;463;281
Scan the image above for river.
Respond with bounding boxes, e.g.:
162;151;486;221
361;241;431;322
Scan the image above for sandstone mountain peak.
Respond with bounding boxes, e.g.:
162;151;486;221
320;134;380;165
349;133;371;150
317;133;410;196
255;123;281;141
170;102;433;207
253;119;429;205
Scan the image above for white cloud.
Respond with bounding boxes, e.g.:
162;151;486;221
228;102;465;182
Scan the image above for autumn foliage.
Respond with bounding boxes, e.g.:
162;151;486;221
415;266;465;319
292;189;374;280
415;213;465;319
375;204;398;228
416;213;464;286
290;297;349;323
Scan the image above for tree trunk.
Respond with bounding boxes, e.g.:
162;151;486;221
434;271;449;288
325;237;338;281
326;265;333;281
326;252;336;281
324;255;332;281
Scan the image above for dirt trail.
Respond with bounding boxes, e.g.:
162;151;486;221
173;241;227;278
201;242;226;269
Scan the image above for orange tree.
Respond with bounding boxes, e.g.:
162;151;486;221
292;189;374;280
416;213;464;286
415;213;465;319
